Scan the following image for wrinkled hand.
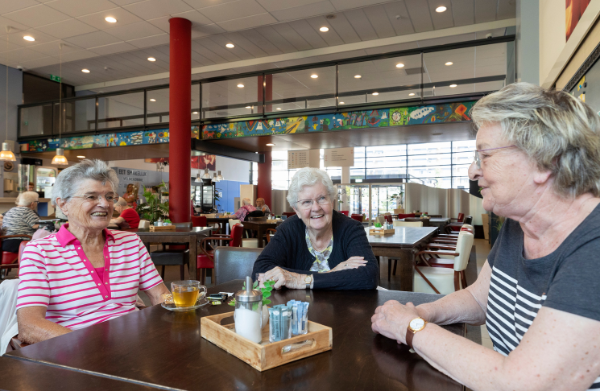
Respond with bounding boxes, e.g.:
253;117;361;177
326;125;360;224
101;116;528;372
371;301;420;345
329;256;367;272
263;266;306;289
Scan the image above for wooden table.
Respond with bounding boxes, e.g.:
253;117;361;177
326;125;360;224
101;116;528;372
402;217;451;233
6;280;464;391
366;226;438;291
240;220;277;248
127;227;213;279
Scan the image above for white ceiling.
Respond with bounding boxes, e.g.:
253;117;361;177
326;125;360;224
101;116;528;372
0;0;515;90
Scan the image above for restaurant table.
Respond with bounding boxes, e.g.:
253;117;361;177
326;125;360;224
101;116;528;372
6;280;465;391
402;217;451;233
0;356;155;391
366;226;438;291
240;220;277;247
125;226;213;280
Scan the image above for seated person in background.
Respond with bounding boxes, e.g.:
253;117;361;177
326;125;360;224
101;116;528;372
2;191;40;253
256;198;271;214
110;197;140;229
27;182;35;191
253;168;378;290
17;159;169;344
233;198;257;221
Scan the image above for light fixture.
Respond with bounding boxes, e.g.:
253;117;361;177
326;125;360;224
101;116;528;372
226;43;234;48
237;83;244;88
449;84;457;88
266;143;275;146
217;171;224;181
311;74;318;79
319;26;329;32
0;28;15;162
276;107;281;110
339;101;345;104
372;92;379;96
445;61;453;66
192;111;199;115
81;69;90;73
77;155;85;158
148;57;156;62
436;6;447;12
409;93;415;96
23;36;35;42
212;172;219;182
149;98;156;102
354;75;361;79
105;16;117;23
245;106;252;109
396;63;404;68
52;43;68;166
202;168;211;179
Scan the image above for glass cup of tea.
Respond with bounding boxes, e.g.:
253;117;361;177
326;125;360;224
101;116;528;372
171;280;207;308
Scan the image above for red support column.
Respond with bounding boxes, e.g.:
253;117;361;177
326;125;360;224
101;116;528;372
169;18;191;223
257;151;272;209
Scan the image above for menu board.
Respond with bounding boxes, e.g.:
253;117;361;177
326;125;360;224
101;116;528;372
324;147;354;167
288;150;320;169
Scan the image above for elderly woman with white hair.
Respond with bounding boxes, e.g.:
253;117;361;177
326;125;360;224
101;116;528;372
372;83;600;390
2;191;40;253
232;197;257;221
16;160;169;344
253;167;378;290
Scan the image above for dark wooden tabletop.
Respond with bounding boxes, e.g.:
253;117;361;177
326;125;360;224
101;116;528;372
130;227;213;236
365;226;438;248
0;357;155;391
7;280;464;391
241;220;278;227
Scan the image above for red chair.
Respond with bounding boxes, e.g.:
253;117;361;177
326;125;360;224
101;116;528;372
451;213;465;223
192;215;207;227
196;223;244;284
0;235;32;279
397;213;416;219
384;215;393;224
350;214;363;222
339;211;349;216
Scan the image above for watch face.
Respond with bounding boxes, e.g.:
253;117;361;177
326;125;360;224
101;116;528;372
410;318;425;331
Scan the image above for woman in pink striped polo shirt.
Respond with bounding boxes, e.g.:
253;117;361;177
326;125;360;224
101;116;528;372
16;160;170;344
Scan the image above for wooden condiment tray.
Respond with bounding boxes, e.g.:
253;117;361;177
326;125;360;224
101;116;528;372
201;311;332;371
369;228;395;236
149;225;176;232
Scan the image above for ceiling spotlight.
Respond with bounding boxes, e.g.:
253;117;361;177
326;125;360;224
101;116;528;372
311;74;318;79
276;108;281;110
339;102;345;104
445;61;453;66
148;57;156;62
105;16;117;23
23;36;35;42
319;26;329;32
354;75;361;79
409;93;415;96
396;63;404;68
192;111;199;115
372;92;379;96
226;43;234;48
266;143;275;146
245;106;252;109
237;83;244;88
449;84;457;88
436;6;447;12
77;155;85;158
81;69;90;73
149;98;156;102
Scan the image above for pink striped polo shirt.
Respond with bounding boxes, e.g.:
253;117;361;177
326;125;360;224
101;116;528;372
16;224;162;330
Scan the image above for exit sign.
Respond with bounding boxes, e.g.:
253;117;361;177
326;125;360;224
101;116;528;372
49;74;61;82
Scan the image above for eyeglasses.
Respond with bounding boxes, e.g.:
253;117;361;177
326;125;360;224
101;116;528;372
296;195;330;210
473;145;516;169
70;194;118;204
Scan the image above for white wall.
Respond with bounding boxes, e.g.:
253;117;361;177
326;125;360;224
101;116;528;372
405;182;474;221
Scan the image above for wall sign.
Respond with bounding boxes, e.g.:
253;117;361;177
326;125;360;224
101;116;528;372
324;147;354;167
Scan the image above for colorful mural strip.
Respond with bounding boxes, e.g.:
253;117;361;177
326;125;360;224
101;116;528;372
201;101;475;140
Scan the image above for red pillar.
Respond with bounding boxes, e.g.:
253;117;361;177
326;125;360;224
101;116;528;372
257;151;272;209
169;18;191;223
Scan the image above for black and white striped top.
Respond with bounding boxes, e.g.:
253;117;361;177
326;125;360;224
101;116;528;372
487;215;600;390
2;206;38;237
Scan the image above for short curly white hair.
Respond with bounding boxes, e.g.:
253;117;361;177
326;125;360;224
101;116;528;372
17;191;39;206
52;159;119;205
286;167;337;207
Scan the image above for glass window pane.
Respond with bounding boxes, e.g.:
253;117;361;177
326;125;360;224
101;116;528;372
147;88;169;124
98;92;144;129
272;171;288;181
366;157;407;168
272;151;288;160
20;104;53;137
353;158;366;168
350;168;365;179
407;153;451;166
354;147;365;158
366;145;407;157
453;140;476;151
272;161;287;170
408;166;452;178
453;177;472;190
452;164;471;177
272;181;288;190
202;76;261;119
269;67;335;114
452;152;475;165
366;167;406;179
408;142;451;155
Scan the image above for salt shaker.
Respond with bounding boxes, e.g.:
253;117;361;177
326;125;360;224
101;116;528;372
234;276;263;343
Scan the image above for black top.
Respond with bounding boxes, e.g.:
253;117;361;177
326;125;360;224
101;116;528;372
252;210;379;290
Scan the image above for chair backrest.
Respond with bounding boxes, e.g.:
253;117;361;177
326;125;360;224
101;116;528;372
350;214;363;222
457;213;465;222
192;215;207;227
229;224;244;247
393;221;423;227
384;214;393;224
18;241;29;264
397;213;416;219
463;215;473;225
339;211;349;216
454;231;474;272
214;247;262;285
460;224;474;234
174;222;192;229
229;219;241;228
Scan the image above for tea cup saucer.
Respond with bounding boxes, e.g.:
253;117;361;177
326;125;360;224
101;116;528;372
161;297;209;311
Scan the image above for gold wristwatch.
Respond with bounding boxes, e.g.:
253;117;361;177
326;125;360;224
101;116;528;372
406;317;427;349
304;274;313;289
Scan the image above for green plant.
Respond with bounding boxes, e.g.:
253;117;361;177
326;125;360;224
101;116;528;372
136;182;169;223
229;279;276;308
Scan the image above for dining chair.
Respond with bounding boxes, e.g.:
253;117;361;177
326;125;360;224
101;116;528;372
350;214;363;222
149;222;192;280
446;215;472;233
413;231;474;294
339;211;349;216
196;223;244;284
192;215;207;227
213;247;262;285
397;213;416;219
384;214;393;224
387;221;423;280
0;235;32;280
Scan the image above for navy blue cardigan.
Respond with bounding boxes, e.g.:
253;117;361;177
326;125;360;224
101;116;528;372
252;211;379;290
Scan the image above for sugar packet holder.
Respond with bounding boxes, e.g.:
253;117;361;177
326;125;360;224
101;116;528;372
286;300;310;335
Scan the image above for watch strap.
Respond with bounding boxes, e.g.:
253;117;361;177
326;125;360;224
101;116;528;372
406;326;415;349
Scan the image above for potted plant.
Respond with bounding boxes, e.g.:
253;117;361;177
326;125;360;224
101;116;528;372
136;182;169;224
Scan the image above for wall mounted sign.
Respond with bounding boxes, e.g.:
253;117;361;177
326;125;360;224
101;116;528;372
324;147;354;167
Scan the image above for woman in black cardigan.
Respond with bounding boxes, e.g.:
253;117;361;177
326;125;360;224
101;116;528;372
252;168;378;290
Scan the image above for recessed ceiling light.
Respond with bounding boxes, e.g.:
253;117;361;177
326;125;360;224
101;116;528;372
449;84;457;88
372;92;379;96
396;63;404;68
445;61;453;66
311;74;318;79
192;111;199;115
409;93;415;96
276;108;281;110
436;6;447;13
266;143;275;146
77;156;85;158
245;106;252;109
105;16;117;23
81;69;90;73
237;83;244;88
354;74;361;79
148;57;156;62
339;102;345;104
23;36;35;42
149;98;156;102
319;26;329;32
226;43;234;48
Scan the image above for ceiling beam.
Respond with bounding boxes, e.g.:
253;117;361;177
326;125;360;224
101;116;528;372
76;19;516;92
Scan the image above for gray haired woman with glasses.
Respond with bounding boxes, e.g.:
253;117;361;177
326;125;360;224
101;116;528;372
16;160;169;344
253;167;378;290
